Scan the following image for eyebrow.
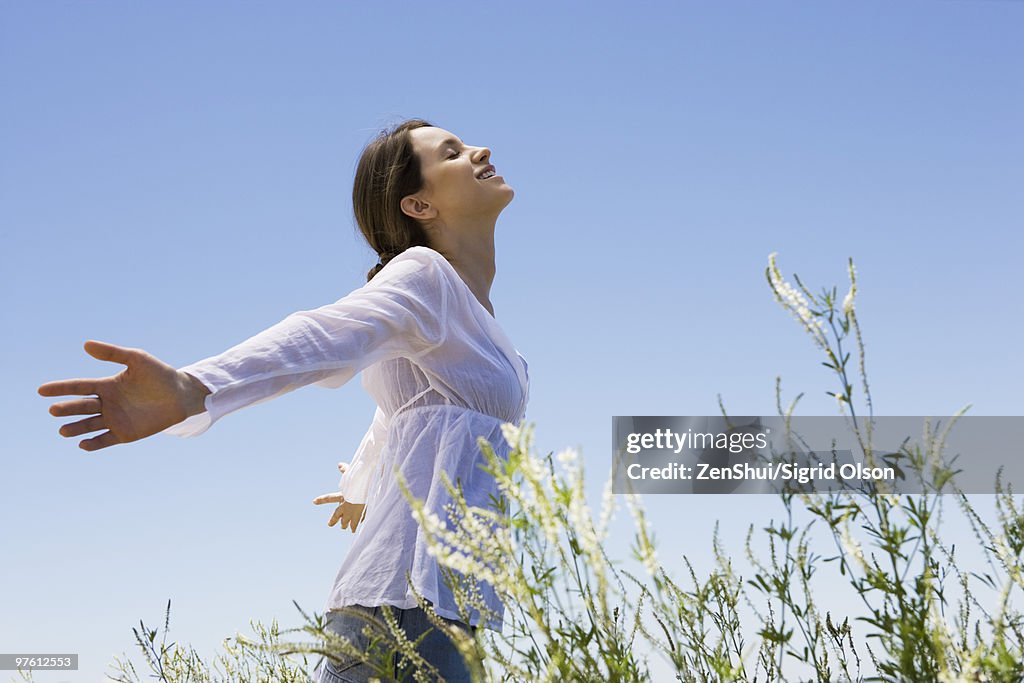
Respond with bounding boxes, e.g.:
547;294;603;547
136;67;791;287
435;137;464;156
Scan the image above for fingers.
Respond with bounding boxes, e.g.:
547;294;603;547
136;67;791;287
338;462;349;474
79;430;122;452
340;510;357;532
38;379;101;397
314;494;365;533
312;493;345;506
48;397;102;417
83;340;137;365
59;415;107;438
37;342;136;397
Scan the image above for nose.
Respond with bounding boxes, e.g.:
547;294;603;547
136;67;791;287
473;146;491;163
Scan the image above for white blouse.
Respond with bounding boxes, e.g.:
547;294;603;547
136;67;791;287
161;246;529;630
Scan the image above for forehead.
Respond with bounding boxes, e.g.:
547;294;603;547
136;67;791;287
411;126;461;155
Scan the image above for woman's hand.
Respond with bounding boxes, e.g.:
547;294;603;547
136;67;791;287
312;462;367;532
37;340;210;452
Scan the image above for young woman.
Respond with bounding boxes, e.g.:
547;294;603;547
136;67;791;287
37;118;530;682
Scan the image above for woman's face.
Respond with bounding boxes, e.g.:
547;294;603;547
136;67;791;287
402;126;514;231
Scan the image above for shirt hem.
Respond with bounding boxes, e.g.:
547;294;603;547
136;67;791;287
324;595;504;631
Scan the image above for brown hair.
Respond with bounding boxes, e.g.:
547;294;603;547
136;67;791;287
352;118;436;282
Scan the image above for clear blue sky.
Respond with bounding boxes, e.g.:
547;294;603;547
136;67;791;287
3;1;1021;681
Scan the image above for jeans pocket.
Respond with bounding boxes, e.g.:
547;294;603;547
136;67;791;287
320;605;382;678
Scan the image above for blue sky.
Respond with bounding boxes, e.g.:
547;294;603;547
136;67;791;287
3;1;1022;680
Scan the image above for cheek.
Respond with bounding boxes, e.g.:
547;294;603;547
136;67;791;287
448;172;482;197
433;168;482;205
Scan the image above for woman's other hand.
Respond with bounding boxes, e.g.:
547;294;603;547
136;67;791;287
312;491;367;533
315;464;366;532
37;340;210;452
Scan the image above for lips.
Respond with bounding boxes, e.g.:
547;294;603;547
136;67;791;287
476;164;496;179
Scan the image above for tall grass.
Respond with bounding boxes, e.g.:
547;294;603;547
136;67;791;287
13;254;1023;682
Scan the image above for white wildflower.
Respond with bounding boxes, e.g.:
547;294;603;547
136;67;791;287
767;253;829;350
993;534;1013;565
640;540;659;577
418;510;447;534
624;492;659;576
525;469;560;546
524;453;547;484
506;421;534;451
500;422;521;450
556;447;579;468
838;520;869;573
596;476;616;542
568;481;599;561
843;259;857;318
541;515;559;546
883;493;901;508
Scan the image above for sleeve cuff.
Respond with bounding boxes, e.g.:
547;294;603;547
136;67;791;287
160;368;218;438
337;462;371;503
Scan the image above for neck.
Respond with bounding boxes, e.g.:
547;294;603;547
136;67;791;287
432;228;497;317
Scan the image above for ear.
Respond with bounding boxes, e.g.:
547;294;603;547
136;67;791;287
400;194;435;222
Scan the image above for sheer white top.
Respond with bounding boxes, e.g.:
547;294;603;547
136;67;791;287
161;246;530;629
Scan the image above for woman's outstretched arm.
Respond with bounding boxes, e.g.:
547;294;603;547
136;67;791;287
39;248;451;447
37;340;213;452
159;250;451;438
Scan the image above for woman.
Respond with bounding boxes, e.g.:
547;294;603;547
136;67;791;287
37;118;529;682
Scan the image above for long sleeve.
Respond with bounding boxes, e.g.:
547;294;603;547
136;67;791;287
337;406;389;505
161;249;451;438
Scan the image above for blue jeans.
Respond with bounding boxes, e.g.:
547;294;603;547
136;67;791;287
313;604;477;682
